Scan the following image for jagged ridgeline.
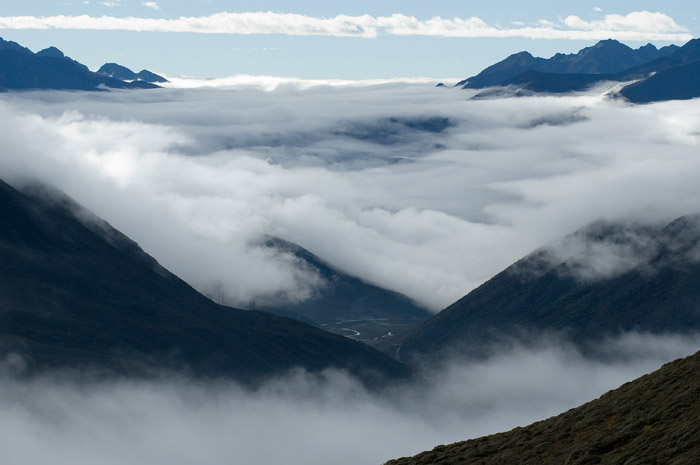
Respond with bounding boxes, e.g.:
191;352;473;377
386;349;700;464
452;38;700;102
0;36;166;91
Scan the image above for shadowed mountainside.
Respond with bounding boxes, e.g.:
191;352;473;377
386;349;700;465
386;216;700;364
0;178;410;385
251;236;432;343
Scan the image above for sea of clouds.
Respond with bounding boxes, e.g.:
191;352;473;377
2;82;700;310
2;79;700;464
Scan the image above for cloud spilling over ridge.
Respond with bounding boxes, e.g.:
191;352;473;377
0;333;697;465
0;10;691;41
2;85;700;310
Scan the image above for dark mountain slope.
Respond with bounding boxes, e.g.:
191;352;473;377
386;349;700;465
501;70;613;94
0;37;158;91
462;40;676;89
389;216;700;363
253;236;431;342
620;59;700;103
497;56;685;94
0;178;410;384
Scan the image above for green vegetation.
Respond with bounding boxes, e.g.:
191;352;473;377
386;350;700;465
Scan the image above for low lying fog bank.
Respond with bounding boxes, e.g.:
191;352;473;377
1;333;697;465
2;87;700;311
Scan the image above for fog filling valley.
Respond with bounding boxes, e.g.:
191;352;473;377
2;82;700;463
2;85;700;309
1;334;699;465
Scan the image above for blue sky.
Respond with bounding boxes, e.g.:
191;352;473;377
1;1;698;79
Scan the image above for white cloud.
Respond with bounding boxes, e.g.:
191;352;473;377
593;7;603;13
0;334;697;465
0;10;691;41
160;74;449;91
564;10;686;33
143;1;160;10
2;85;700;310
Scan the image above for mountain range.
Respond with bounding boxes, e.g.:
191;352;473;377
4;35;699;103
384;215;700;365
0;178;409;385
386;349;700;465
457;38;700;103
0;37;164;92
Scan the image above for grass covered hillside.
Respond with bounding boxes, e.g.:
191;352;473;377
386;350;700;465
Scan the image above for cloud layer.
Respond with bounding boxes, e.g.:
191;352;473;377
2;83;700;310
0;10;692;41
1;333;697;465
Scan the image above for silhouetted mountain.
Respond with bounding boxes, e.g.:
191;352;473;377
388;216;700;364
0;37;159;91
386;349;700;465
251;236;431;343
97;62;168;83
461;40;678;89
0;178;410;385
460;37;700;102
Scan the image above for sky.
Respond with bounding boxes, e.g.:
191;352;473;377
0;1;698;79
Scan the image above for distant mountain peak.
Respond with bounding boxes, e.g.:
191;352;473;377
97;62;168;83
592;38;625;48
98;62;137;81
36;46;65;59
